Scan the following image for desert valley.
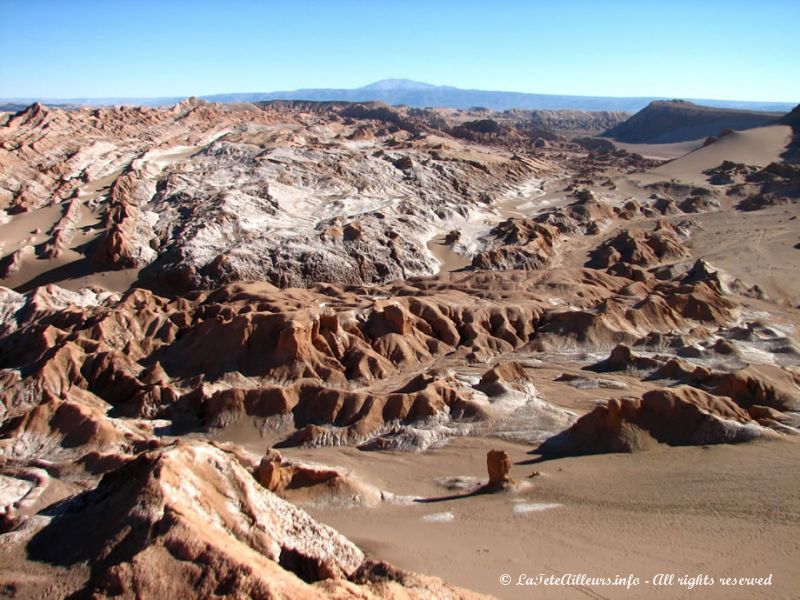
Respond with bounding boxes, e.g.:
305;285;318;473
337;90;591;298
0;90;798;599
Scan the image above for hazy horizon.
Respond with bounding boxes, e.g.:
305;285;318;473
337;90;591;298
1;0;799;103
0;77;797;107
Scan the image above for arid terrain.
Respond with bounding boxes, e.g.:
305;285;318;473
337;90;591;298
1;97;799;599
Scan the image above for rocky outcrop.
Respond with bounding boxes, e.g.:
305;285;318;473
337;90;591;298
734;162;800;210
23;441;483;599
472;219;561;270
679;195;720;213
587;344;661;372
658;364;800;412
539;386;768;455
702;366;800;411
476;361;536;396
0;249;25;279
40;197;83;259
536;192;615;234
587;222;689;269
586;342;799;417
472;192;618;272
189;373;486;448
5;103;50;129
254;448;384;507
94;170;158;269
486;450;513;489
533;279;737;351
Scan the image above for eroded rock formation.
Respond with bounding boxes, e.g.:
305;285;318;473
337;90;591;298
21;441;483;599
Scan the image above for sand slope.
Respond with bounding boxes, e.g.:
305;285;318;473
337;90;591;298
638;125;792;185
285;437;800;600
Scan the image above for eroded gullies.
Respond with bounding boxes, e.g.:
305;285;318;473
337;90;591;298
1;98;800;599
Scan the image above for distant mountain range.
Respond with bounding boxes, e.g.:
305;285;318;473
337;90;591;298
1;79;796;113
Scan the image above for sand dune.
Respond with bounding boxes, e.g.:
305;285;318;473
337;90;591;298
610;138;705;160
639;125;793;185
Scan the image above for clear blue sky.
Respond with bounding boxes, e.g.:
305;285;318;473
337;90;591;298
1;0;798;102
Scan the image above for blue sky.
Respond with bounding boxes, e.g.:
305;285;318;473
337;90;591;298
1;0;798;101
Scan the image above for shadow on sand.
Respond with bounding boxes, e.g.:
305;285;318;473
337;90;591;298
413;484;511;504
